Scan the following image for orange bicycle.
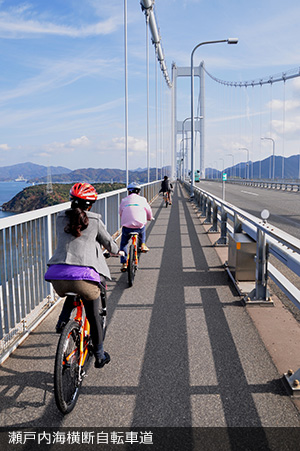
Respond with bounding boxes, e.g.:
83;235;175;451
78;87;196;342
127;232;141;287
54;284;107;414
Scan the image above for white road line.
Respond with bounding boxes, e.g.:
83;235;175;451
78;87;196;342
241;190;259;196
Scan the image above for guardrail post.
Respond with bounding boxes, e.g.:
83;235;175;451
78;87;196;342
104;197;107;230
196;190;201;209
208;201;218;233
117;193;120;231
193;189;199;208
244;227;272;305
204;198;212;224
199;192;204;212
215;206;228;246
201;195;207;218
47;214;54;302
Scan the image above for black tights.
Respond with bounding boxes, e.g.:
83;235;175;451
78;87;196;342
58;295;103;348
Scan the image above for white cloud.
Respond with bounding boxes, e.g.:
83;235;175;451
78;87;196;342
0;143;10;151
292;78;300;92
0;6;122;39
267;99;300;111
0;56;119;106
70;136;90;147
110;136;147;154
44;136;92;155
272;118;300;136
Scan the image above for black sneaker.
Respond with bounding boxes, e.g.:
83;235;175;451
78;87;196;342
94;351;111;368
55;320;67;334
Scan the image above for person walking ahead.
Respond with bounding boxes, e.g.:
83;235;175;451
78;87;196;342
119;182;153;272
45;183;120;368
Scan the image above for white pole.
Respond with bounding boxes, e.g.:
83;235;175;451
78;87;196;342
124;0;128;186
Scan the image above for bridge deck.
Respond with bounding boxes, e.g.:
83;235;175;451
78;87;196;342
0;183;299;433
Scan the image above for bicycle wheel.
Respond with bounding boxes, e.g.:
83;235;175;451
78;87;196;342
128;244;136;287
54;320;82;414
164;195;168;207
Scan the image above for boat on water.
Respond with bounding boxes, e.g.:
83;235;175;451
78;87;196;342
15;175;27;182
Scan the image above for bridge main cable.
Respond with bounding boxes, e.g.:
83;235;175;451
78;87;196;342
204;65;300;87
140;0;172;88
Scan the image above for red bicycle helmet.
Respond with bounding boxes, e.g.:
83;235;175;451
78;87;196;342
69;183;98;202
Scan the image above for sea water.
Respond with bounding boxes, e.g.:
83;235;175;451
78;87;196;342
0;181;29;218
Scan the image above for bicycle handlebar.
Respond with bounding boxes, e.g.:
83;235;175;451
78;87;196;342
103;250;125;259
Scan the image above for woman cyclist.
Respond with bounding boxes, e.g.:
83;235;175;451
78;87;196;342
45;183;119;368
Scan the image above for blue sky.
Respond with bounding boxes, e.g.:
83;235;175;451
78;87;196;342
1;0;300;172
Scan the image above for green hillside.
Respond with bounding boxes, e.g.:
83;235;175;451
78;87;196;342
1;182;125;213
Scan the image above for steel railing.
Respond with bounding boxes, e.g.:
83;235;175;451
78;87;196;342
183;181;300;308
205;177;300;192
184;180;300;394
0;180;161;363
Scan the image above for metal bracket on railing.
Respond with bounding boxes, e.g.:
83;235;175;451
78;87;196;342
215;206;228;246
21;319;27;332
234;213;243;233
204;198;212;224
243;229;273;305
201;195;207;218
283;368;300;397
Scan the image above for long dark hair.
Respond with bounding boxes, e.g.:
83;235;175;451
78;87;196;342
64;199;90;237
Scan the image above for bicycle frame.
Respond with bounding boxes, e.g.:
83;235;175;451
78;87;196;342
75;300;90;370
62;298;90;381
126;233;139;267
54;284;108;414
163;192;170;207
126;232;141;287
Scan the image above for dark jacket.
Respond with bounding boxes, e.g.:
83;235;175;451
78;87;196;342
159;179;172;193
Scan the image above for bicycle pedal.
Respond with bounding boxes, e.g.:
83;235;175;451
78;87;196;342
79;371;87;382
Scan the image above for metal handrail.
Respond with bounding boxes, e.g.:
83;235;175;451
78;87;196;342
0;180;161;363
184;181;300;309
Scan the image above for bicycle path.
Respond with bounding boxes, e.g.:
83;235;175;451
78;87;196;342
0;183;299;441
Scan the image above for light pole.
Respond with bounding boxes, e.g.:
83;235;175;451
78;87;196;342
180;137;191;180
227;153;234;178
219;157;225;199
182;116;202;182
239;147;249;179
261;137;275;180
212;160;217;179
190;38;238;197
124;0;129;186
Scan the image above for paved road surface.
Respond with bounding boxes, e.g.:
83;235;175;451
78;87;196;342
0;183;299;449
198;180;300;239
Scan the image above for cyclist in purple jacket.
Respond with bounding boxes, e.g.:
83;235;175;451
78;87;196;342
45;183;120;369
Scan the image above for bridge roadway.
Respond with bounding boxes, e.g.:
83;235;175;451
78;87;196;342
0;183;300;445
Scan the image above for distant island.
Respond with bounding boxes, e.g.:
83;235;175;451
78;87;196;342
0;162;172;213
0;162;169;184
0;162;71;182
1;182;125;213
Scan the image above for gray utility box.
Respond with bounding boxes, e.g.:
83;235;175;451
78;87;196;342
228;232;256;282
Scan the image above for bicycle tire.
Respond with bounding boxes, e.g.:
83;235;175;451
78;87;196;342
128;244;136;287
164;194;168;207
54;320;82;414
